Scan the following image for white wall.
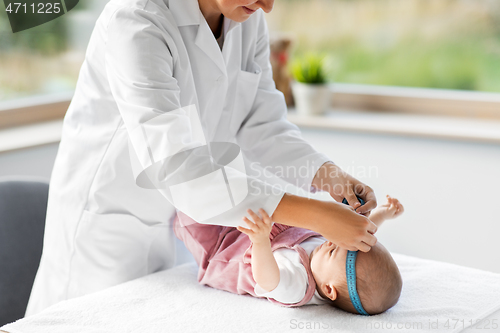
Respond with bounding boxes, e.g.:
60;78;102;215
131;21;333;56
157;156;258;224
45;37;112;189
298;128;500;274
0;144;58;181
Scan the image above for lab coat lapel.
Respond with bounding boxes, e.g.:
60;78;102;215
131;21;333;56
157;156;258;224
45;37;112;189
169;0;226;76
168;0;223;141
212;22;242;140
222;20;241;71
194;18;243;142
194;16;227;76
168;0;243;141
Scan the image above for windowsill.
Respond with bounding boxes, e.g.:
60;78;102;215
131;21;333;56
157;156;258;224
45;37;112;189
0;120;63;153
1;109;499;154
0;92;72;129
330;83;500;120
288;108;500;145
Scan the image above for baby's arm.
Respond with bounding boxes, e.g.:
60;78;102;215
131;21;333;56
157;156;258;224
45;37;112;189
237;208;279;292
369;195;404;227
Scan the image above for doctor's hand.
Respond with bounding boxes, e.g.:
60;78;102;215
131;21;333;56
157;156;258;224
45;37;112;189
311;162;377;216
313;199;378;252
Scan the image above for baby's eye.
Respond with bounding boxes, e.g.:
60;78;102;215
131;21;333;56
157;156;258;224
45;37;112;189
330;249;334;256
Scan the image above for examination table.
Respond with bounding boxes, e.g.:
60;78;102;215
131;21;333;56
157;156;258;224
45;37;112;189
2;252;500;333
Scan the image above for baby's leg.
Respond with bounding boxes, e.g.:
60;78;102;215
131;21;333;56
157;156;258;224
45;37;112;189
173;211;225;266
369;195;404;227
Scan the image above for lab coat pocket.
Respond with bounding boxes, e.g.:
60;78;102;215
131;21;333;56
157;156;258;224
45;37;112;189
230;62;262;131
69;210;163;297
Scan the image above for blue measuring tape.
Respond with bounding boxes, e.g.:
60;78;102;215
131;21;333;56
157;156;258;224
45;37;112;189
341;196;365;208
346;250;370;316
342;195;369;315
342;195;369;316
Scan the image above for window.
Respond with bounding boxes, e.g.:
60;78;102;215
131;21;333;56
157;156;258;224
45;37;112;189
1;0;499;128
266;0;500;93
0;1;102;102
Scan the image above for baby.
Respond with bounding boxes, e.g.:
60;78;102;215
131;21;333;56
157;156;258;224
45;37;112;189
174;195;403;315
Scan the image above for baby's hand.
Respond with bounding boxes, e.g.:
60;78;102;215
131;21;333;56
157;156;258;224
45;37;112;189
237;208;273;245
379;195;404;219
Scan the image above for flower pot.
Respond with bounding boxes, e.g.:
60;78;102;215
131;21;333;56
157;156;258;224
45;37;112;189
291;81;331;116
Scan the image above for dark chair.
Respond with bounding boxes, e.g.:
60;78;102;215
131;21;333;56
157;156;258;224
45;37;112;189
0;177;49;326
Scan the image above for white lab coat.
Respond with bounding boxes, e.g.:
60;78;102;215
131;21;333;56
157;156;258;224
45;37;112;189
26;0;331;315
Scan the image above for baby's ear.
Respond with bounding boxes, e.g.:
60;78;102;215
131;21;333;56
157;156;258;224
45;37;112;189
321;283;338;301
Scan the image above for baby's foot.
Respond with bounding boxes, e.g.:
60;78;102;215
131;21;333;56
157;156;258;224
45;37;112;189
377;195;404;220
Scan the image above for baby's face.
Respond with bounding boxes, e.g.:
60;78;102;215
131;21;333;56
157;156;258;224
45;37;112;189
309;240;349;297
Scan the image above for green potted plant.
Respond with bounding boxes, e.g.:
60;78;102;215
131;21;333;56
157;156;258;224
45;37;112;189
290;53;331;116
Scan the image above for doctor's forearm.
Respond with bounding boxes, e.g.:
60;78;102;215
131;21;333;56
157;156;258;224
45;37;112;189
271;194;323;232
271;193;377;252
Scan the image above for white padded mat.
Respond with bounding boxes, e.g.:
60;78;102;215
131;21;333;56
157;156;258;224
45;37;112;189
2;253;500;333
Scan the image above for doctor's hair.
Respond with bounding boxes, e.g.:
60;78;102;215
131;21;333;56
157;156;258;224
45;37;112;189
331;243;403;315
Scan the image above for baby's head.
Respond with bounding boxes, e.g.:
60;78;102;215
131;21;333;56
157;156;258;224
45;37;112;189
309;240;402;315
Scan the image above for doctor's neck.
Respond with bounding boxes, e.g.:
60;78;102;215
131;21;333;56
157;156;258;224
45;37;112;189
198;0;224;36
198;0;274;36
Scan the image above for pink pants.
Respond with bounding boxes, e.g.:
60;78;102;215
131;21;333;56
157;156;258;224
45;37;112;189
173;211;321;306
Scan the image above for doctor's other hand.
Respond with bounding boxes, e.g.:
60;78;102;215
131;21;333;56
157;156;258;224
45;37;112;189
315;200;378;252
311;162;377;216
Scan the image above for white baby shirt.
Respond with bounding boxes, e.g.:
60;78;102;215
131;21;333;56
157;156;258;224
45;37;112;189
254;236;331;305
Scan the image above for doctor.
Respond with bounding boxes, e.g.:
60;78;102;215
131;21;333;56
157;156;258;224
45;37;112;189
26;0;378;315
